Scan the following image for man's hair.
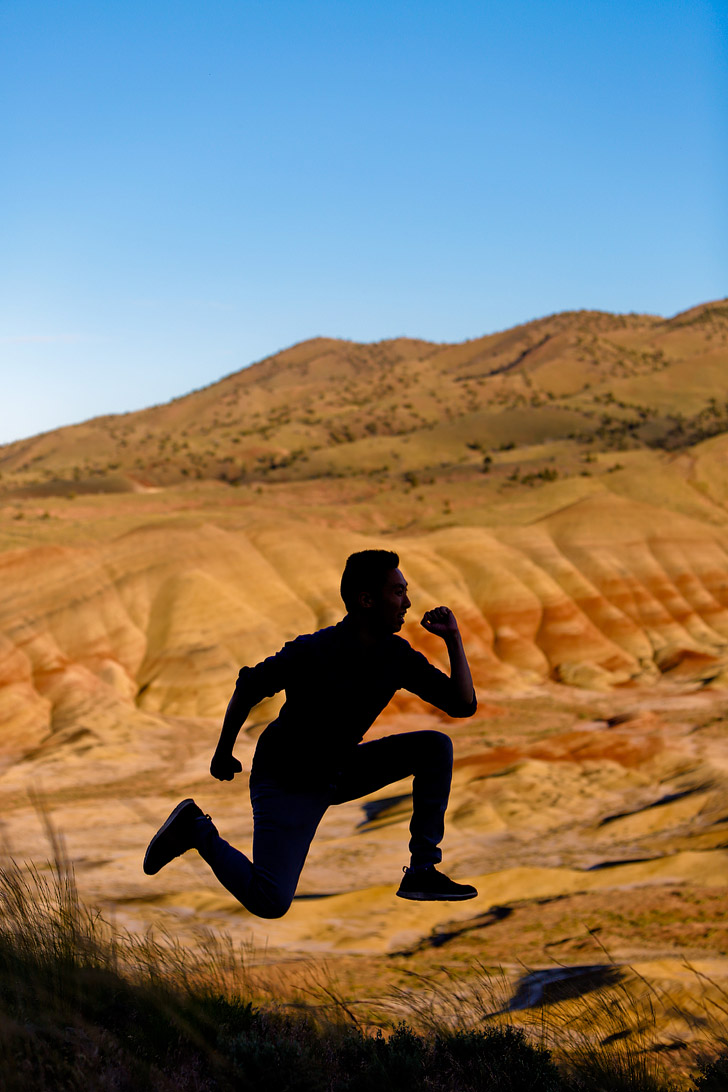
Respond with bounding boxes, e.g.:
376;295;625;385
340;549;400;612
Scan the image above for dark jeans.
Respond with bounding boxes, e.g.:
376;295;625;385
194;729;453;919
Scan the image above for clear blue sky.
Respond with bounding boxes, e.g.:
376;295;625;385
2;0;726;444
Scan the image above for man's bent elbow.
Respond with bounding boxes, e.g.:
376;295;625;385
450;690;477;718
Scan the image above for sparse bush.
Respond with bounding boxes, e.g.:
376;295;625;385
695;1050;728;1090
520;467;559;486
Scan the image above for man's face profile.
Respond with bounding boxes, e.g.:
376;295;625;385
360;568;411;632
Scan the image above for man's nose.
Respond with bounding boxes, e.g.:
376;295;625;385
404;594;411;609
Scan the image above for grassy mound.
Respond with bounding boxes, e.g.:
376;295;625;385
0;831;723;1090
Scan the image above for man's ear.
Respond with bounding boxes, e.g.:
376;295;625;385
357;590;374;611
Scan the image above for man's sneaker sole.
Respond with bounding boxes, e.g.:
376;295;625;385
396;889;478;901
143;798;198;875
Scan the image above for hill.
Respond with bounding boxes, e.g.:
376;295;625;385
2;300;727;502
2;300;728;1071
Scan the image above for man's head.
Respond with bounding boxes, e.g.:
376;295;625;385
340;549;411;632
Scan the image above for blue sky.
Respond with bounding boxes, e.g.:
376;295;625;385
1;0;726;444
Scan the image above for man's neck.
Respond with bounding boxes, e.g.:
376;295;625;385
343;613;390;649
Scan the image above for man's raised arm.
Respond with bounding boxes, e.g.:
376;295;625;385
420;606;475;708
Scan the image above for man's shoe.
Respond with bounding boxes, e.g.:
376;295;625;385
396;866;478;901
143;799;207;875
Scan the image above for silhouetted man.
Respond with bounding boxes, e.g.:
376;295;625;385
143;549;478;916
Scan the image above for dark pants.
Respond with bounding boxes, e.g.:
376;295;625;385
194;729;453;919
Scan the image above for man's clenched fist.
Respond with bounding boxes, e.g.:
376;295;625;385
210;751;243;781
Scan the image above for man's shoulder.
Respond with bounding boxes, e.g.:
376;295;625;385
281;620;344;655
238;621;343;680
269;624;418;661
390;633;441;674
391;633;413;653
390;632;425;662
294;621;409;661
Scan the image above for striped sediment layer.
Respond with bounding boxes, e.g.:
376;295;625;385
2;492;728;779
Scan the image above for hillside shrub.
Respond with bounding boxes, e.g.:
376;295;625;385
694;1051;728;1091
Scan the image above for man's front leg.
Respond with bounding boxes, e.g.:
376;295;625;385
406;729;453;869
398;731;477;901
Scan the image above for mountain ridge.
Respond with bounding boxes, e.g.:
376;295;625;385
2;299;726;499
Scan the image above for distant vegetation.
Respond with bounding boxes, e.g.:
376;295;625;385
647;399;728;451
1;300;726;500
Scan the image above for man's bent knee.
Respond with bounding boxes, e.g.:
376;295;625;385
420;729;453;761
246;885;295;920
254;899;292;920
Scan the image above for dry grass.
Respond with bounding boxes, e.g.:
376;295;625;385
2;812;728;1089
